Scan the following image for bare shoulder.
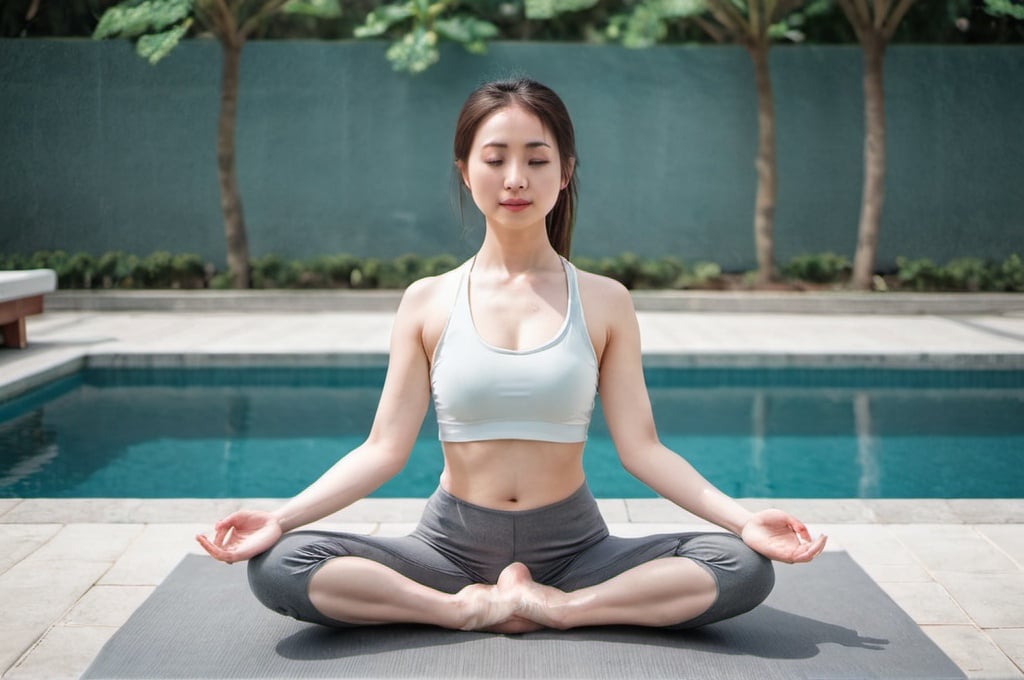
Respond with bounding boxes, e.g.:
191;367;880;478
398;267;462;316
397;266;465;353
575;268;636;321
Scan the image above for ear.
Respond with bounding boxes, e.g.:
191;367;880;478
456;160;470;190
562;156;576;190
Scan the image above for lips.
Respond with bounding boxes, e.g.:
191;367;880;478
500;199;531;212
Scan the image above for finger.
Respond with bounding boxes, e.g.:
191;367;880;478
791;534;828;563
787;518;812;543
213;524;231;548
196;534;235;564
214;512;243;532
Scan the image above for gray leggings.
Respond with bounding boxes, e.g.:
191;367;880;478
248;485;774;629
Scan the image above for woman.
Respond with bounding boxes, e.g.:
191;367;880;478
197;78;826;634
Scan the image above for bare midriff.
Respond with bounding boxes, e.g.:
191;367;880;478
439;439;587;511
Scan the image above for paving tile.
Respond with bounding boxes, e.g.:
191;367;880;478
0;499;21;518
1;499;147;524
0;560;111;673
877;581;971;625
3;625;115;680
867;500;961;524
0;559;112;628
596;498;629;523
108;499;243;524
0;627;48;678
0;524;61;574
323;499;427;523
923;625;1024;679
976;524;1024;568
986;629;1024;674
98;524;207;586
28;524;143;563
813;524;919;567
61;585;154;627
859;563;933;583
949;500;1024;524
933;571;1024;628
889;525;1019;573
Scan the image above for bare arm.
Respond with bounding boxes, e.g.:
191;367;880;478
197;280;434;561
595;280;751;533
270;280;434;532
593;279;825;562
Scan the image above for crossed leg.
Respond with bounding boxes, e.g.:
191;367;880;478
307;555;717;631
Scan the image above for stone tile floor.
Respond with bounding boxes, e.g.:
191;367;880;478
1;306;1023;679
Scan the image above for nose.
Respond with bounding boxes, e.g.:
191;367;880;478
504;163;527;191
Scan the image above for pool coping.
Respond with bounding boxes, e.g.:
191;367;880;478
3;497;1024;526
46;289;1024;315
5;349;1024;404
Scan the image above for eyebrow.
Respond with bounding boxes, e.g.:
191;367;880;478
481;141;552;150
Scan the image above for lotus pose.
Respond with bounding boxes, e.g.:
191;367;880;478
198;78;826;633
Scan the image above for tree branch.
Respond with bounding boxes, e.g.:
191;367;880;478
705;0;750;42
846;0;872;29
694;14;729;43
240;0;292;39
835;0;866;43
883;0;918;41
873;0;886;31
773;0;805;23
749;0;764;37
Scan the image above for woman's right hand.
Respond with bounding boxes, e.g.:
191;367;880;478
196;510;282;564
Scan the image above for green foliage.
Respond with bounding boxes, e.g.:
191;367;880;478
6;250;1021;292
354;0;498;73
896;254;1024;292
783;252;851;284
606;0;706;47
251;254;303;289
283;0;343;19
92;0;193;64
984;0;1024;20
524;0;600;21
570;255;723;289
92;0;192;38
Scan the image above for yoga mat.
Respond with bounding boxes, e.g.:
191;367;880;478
83;552;965;679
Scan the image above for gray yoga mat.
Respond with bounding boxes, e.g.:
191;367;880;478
83;551;965;680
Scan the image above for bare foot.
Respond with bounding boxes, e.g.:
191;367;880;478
496;562;573;630
453;583;518;631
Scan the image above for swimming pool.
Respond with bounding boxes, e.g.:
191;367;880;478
1;367;1021;498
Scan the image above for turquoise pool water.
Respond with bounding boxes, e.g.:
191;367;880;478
1;367;1022;499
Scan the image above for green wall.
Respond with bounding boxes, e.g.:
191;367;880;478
0;40;1021;270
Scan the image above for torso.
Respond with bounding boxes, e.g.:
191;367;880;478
418;260;609;510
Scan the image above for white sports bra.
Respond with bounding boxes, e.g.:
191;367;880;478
430;258;599;443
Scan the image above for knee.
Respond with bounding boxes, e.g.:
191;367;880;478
673;533;775;627
246;539;300;618
246;532;345;622
730;539;775;608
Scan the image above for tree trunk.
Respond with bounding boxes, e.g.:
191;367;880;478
748;41;777;285
851;35;886;290
217;40;251;289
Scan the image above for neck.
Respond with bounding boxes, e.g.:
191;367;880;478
475;226;561;275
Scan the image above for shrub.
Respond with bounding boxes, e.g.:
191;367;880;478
783;252;851;284
251;254;302;289
999;254;1024;291
896;257;946;291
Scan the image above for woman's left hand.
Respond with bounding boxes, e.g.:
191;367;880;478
740;509;827;564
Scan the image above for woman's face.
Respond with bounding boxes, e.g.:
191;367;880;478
459;104;569;235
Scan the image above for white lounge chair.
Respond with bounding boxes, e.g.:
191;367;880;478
0;269;57;348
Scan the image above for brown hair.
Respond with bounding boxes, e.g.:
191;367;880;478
453;78;578;258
